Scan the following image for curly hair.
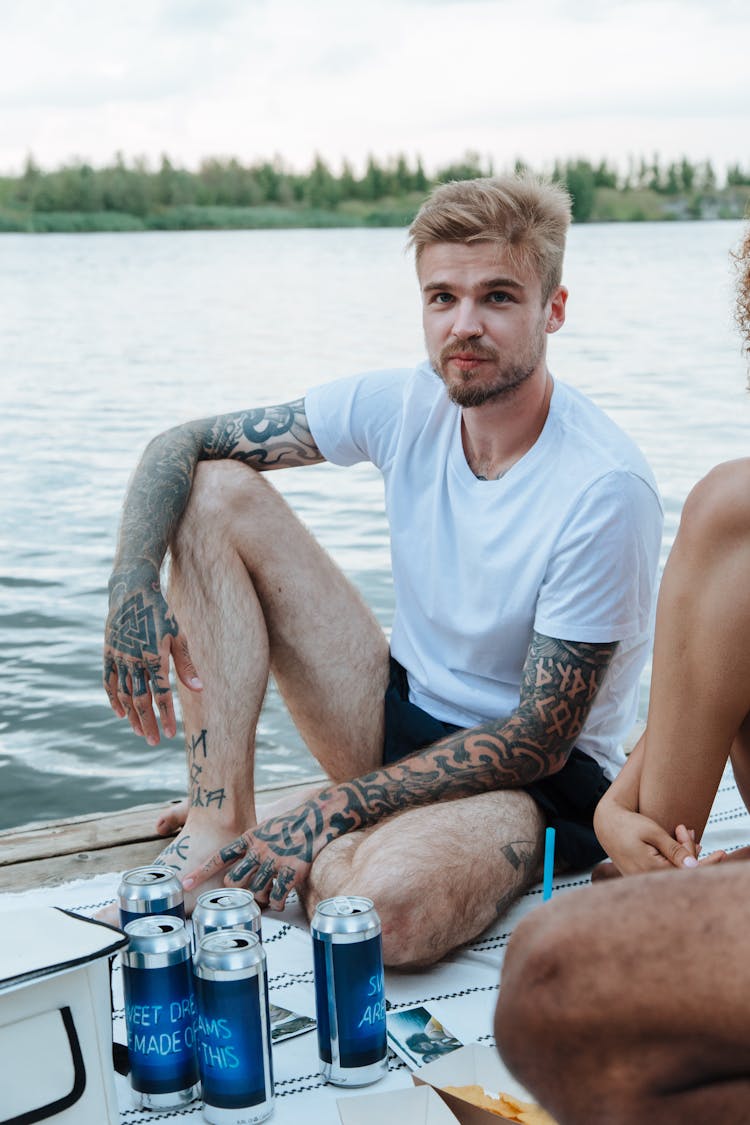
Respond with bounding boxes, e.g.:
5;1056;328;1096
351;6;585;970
733;223;750;358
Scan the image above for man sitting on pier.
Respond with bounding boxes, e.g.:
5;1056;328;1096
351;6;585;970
103;173;662;966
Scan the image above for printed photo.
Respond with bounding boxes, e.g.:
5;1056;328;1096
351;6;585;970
386;1005;463;1068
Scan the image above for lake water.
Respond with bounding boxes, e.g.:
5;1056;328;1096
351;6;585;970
1;221;748;830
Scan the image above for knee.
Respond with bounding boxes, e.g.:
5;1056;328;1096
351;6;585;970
494;910;569;1079
172;460;261;551
189;460;259;522
306;838;447;968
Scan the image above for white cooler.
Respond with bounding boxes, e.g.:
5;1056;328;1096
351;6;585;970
0;906;126;1124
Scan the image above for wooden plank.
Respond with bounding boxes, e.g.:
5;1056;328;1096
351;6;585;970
0;840;169;894
0;776;326;868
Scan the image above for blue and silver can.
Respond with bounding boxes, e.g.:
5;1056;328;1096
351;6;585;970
193;930;274;1124
121;916;200;1110
311;896;387;1086
118;865;186;928
192;889;262;953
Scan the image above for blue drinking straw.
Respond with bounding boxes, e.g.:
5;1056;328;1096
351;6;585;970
542;826;556;902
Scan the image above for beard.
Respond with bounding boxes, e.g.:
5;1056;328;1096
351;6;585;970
433;325;546;408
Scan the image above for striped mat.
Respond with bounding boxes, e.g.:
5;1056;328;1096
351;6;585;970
2;766;747;1124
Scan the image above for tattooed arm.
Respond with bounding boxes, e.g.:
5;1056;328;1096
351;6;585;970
184;631;618;907
103;400;323;743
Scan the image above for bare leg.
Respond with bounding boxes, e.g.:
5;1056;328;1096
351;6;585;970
496;863;750;1124
149;461;389;904
639;461;750;838
301;789;545;967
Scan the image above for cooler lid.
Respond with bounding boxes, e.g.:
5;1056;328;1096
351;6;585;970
0;907;127;991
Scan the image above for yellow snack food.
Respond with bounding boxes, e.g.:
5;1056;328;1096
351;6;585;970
441;1084;558;1124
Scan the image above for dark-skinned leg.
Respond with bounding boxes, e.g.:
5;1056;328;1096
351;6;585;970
496;863;750;1124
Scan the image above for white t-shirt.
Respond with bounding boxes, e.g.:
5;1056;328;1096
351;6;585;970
305;362;663;779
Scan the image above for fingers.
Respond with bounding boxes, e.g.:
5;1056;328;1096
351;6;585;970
674;824;700;859
269;865;296;910
170;631;203;694
103;654;125;718
698;849;727;866
646;824;698;869
182;836;250;892
181;838;299;910
103;647;177;743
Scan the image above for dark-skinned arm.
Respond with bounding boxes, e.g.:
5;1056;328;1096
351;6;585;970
103;399;323;744
184;631;618;907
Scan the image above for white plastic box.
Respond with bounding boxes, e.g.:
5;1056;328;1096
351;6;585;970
0;907;126;1124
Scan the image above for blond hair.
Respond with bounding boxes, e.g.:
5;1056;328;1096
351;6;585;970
407;173;572;302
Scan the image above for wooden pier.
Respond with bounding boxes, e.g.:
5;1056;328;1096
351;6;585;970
0;776;324;894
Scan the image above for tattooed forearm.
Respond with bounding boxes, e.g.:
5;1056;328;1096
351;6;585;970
111;399;323;578
229;633;619;876
318;631;618;836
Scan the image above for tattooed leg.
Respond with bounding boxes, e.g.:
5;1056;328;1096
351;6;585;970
303;789;545;967
145;460;388;909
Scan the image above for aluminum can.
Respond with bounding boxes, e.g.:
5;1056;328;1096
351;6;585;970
193;930;274;1124
311;896;387;1086
121;916;200;1110
118;865;186;928
193;888;262;953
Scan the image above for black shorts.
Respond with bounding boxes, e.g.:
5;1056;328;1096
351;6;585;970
383;656;610;871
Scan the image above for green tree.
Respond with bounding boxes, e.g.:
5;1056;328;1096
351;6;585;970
559;160;596;222
306;154;340;208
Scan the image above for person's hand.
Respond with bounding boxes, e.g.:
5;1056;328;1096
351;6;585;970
182;799;328;910
103;561;202;743
594;796;700;876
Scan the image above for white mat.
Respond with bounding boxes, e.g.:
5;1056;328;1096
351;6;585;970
2;768;748;1125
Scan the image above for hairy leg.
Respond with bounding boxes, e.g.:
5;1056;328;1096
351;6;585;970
150;461;389;902
639;461;750;839
496;863;750;1124
301;789;545;967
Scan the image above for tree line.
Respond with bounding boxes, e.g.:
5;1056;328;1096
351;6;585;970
2;151;749;227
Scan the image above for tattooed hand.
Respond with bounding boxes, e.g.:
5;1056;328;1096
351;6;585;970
103;560;202;744
183;796;331;909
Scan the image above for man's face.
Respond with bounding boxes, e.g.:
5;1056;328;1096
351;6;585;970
418;241;567;408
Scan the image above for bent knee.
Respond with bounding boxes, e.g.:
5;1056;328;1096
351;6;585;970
173;460;269;549
495;911;569;1067
307;841;450;968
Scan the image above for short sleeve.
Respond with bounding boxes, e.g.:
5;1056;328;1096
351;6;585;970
533;471;663;643
305;369;410;469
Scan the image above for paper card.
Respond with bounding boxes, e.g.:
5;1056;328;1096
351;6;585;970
387;1004;464;1068
269;1001;317;1042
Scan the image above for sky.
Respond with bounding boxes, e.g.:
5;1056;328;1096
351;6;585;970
1;0;749;179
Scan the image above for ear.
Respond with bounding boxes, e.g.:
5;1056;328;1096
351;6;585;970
545;286;568;334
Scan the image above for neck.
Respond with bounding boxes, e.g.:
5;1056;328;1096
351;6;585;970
461;368;553;480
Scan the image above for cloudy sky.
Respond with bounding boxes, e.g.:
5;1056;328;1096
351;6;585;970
2;0;748;178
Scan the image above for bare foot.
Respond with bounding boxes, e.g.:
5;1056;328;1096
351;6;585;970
155;797;189;837
97;819;248;928
590;859;623;883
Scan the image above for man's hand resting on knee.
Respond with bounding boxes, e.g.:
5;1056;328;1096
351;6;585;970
182;793;331;909
103;560;203;744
